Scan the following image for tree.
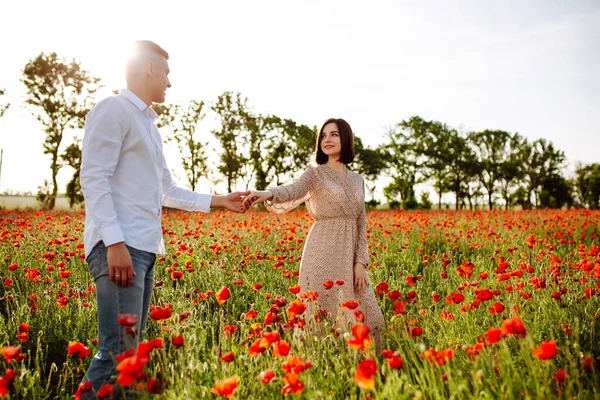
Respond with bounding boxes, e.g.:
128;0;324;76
239;111;270;191
211;92;247;192
353;136;386;202
165;100;209;192
574;163;600;209
381;117;429;209
22;53;101;209
539;173;572;208
498;133;526;210
0;89;9;118
421;121;453;209
469;130;511;209
521;138;566;208
61;138;83;207
445;132;479;210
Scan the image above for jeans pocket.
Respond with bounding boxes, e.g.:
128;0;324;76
87;242;108;280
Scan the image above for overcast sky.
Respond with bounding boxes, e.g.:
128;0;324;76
0;0;598;197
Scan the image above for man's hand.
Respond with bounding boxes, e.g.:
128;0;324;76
242;190;273;209
354;263;368;295
107;242;135;287
211;191;252;213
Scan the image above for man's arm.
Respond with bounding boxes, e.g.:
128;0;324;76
80;98;135;287
80;98;127;247
161;163;249;213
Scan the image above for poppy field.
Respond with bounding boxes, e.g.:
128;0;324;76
1;208;599;399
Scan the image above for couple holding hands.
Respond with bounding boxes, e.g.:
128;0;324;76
79;40;384;397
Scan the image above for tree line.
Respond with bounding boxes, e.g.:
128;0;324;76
1;52;598;210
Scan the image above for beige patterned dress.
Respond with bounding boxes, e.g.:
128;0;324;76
265;164;385;349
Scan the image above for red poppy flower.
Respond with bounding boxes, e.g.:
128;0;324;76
341;300;360;310
354;358;377;390
335;280;345;286
259;369;276;384
211;376;238;398
288;285;301;294
246;309;258;320
149;305;172;323
486;327;503;344
388;354;404;369
445;292;465;304
273;340;291;357
96;384;115;398
488;302;504;315
323;281;334;289
179;311;190;323
248;337;270;356
1;346;24;363
286;300;306;318
387;290;402;301
67;341;91;358
171;271;184;280
411;327;423;338
171;335;184;349
282;356;307;375
500;316;527;338
582;355;596;373
281;373;304;395
274;297;287;307
553;369;566;384
220;351;235;362
118;313;138;327
347;324;372;351
223;324;238;337
375;282;389;297
532;341;558;360
116;354;148;386
215;286;231;306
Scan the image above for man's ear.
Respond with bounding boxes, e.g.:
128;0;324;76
146;60;154;76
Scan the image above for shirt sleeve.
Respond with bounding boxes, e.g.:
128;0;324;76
80;98;128;247
355;176;370;266
161;149;212;213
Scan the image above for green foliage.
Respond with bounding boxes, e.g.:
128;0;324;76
211;92;247;192
21;52;101;209
574;163;600;209
61;138;83;208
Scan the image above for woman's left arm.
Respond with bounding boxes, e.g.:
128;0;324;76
355;177;370;267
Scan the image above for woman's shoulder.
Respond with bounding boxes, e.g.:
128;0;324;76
347;168;365;182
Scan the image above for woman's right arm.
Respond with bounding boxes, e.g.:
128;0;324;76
249;166;318;214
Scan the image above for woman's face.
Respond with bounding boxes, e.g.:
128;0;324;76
320;122;342;160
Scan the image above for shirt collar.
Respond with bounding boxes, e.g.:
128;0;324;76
121;89;157;120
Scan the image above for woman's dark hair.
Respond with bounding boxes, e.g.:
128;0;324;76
315;118;355;165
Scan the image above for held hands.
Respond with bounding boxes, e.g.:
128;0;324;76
242;190;273;209
354;263;368;295
211;191;252;213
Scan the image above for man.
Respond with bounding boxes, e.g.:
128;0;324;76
79;40;248;396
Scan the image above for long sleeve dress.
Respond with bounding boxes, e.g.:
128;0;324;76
265;164;385;349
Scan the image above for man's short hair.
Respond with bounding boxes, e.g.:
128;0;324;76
133;40;169;60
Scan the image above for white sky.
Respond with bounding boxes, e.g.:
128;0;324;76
0;0;598;198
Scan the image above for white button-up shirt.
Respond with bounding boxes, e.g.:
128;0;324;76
80;89;212;258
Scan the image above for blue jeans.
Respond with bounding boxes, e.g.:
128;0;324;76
81;242;155;398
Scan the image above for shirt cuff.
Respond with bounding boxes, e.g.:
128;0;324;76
101;224;125;247
194;194;212;213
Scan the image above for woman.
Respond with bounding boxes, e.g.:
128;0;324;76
244;118;385;350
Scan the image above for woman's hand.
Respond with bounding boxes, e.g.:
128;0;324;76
354;263;368;295
243;190;273;208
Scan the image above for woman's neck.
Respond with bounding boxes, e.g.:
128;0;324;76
325;159;345;172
